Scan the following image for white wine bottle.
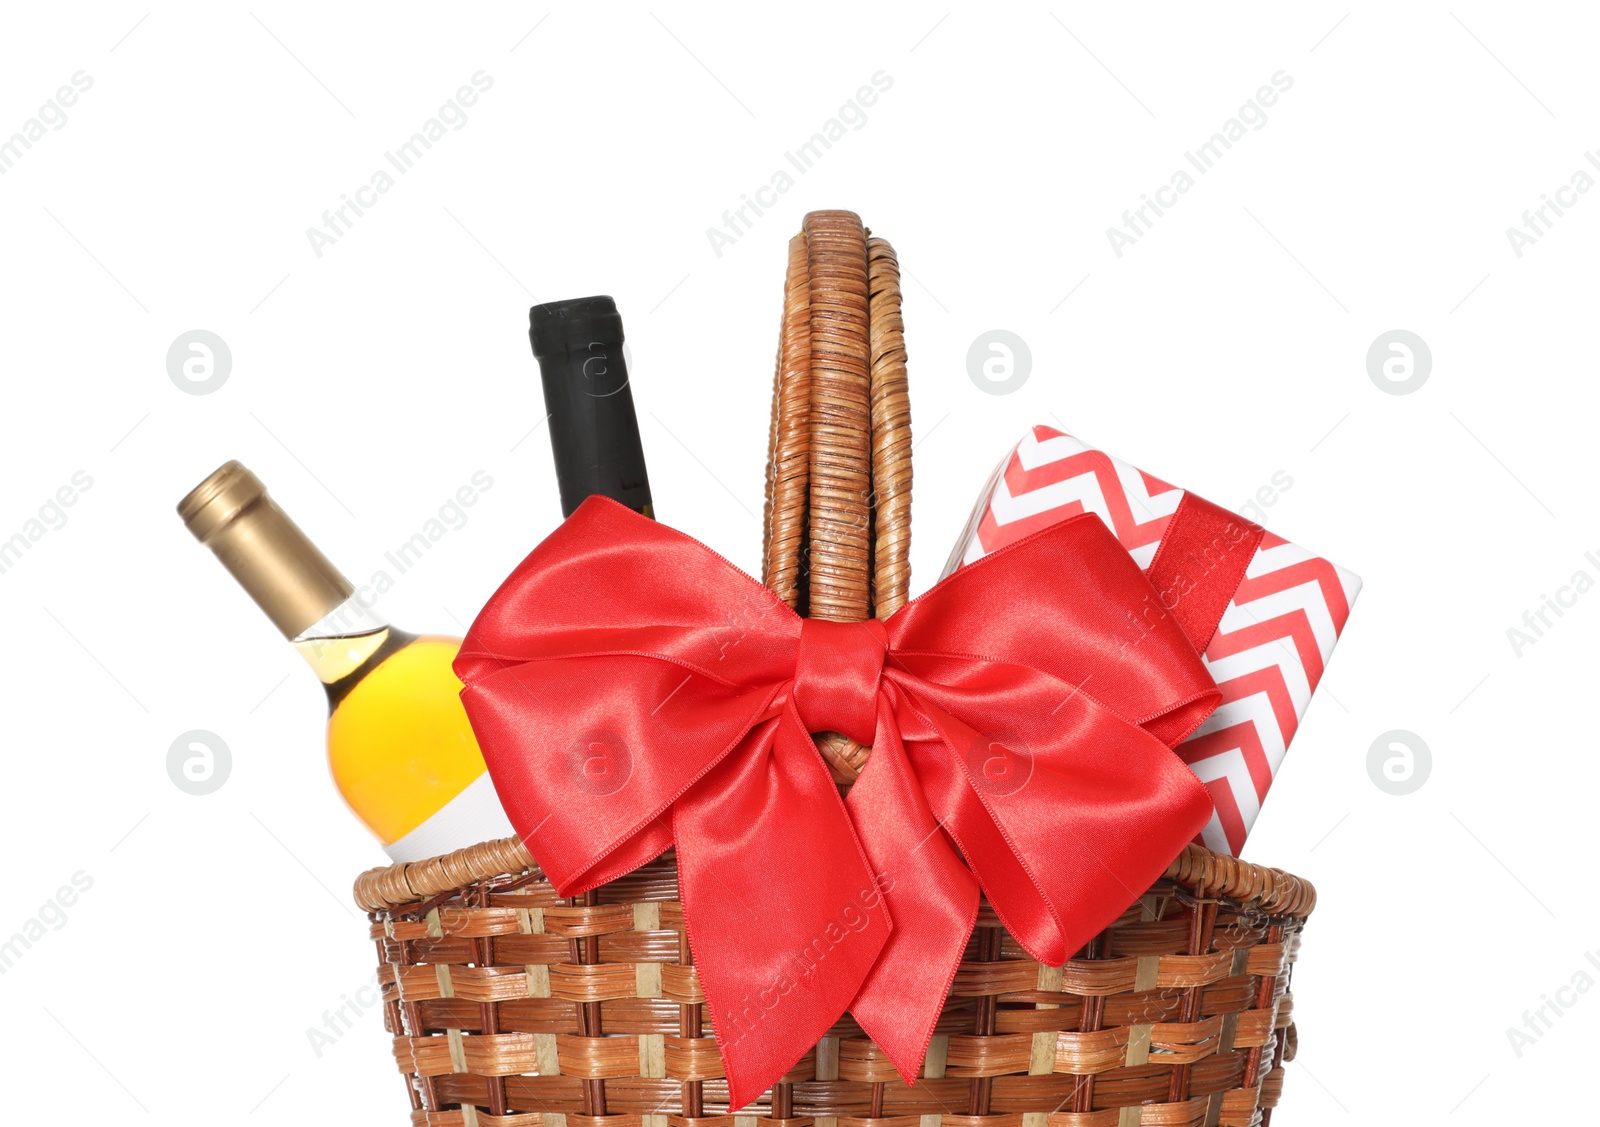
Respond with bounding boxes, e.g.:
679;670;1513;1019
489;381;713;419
179;461;514;861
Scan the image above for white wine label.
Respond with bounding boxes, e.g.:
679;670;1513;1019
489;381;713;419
383;771;518;863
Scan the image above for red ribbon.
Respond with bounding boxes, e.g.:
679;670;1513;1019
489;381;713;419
455;497;1220;1109
1145;492;1265;654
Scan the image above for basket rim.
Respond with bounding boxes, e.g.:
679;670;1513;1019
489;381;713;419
353;835;1315;920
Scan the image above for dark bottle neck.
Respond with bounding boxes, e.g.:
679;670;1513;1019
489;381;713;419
531;297;654;518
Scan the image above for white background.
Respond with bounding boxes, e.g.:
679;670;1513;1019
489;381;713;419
0;3;1591;1123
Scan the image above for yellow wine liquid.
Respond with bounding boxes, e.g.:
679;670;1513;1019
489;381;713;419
293;631;489;845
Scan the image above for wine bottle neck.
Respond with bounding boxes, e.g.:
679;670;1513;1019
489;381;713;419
530;296;654;518
296;595;390;641
287;593;390;682
179;460;357;638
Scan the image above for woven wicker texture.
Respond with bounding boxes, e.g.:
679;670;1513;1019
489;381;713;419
801;210;874;624
356;842;1309;1126
354;211;1314;1126
762;233;812;612
865;235;911;620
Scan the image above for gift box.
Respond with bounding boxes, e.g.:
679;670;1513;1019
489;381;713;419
945;425;1361;855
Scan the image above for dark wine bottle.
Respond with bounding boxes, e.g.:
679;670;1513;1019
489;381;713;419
530;296;654;518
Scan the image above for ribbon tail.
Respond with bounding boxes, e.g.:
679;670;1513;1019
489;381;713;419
673;705;891;1111
844;697;979;1086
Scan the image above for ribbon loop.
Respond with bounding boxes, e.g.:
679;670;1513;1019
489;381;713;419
792;617;887;745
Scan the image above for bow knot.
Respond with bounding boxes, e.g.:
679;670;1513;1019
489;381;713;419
455;497;1221;1110
793;617;887;745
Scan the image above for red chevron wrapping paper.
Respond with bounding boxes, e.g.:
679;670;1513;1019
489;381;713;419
943;425;1361;856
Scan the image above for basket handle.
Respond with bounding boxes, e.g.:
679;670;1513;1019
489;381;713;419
761;210;911;779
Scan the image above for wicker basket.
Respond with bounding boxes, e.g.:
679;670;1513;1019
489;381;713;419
354;210;1316;1127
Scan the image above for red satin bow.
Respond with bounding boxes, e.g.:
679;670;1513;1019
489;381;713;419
455;497;1220;1110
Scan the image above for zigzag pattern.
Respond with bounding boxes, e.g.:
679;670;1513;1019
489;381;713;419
948;427;1361;856
964;428;1180;568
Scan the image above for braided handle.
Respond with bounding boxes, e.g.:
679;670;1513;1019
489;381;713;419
761;210;911;780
